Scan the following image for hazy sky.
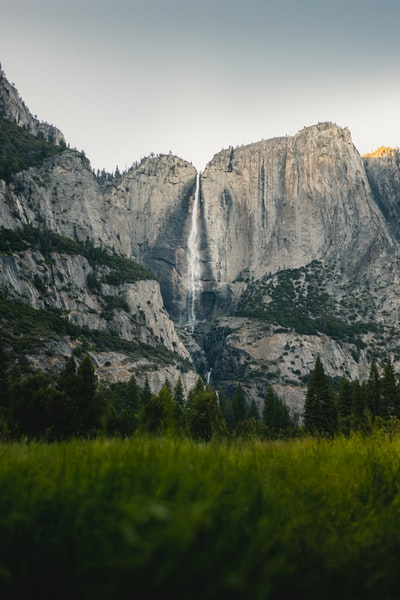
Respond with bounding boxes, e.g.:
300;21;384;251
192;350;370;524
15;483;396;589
1;0;399;172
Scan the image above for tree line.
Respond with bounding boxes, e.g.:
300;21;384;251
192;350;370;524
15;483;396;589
1;338;399;442
304;355;400;436
0;340;292;441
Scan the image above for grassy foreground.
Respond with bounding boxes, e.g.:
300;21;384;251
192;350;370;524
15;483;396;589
1;434;400;599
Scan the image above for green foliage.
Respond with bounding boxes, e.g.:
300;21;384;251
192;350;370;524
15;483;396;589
0;116;63;182
2;435;400;598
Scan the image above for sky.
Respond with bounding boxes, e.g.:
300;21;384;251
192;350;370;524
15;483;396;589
1;0;399;173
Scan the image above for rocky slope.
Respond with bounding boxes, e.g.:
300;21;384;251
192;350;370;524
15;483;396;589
2;65;400;410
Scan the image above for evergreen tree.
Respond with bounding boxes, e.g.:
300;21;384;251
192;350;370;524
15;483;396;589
263;386;275;429
9;373;52;438
141;378;153;405
187;377;205;406
77;356;97;400
163;378;172;392
304;356;336;436
218;388;235;433
0;338;10;435
126;375;140;412
231;383;247;427
247;398;259;420
138;384;175;434
173;377;185;407
381;357;399;418
57;356;103;437
57;356;78;399
187;390;224;441
76;356;102;435
350;380;368;432
263;386;291;438
337;377;352;434
367;360;381;417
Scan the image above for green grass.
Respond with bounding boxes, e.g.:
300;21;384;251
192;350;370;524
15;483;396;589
1;434;400;598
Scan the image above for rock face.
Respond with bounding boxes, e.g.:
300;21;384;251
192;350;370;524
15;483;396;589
2;66;400;409
0;236;198;394
4;151;197;322
197;123;393;313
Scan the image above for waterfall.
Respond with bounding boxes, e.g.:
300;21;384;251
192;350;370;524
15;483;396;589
187;172;201;326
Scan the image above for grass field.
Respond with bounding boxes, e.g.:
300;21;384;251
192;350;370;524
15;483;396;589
1;434;400;599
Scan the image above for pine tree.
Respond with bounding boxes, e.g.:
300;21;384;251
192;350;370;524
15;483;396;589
0;337;10;434
187;390;224;441
173;377;185;407
382;357;399;418
218;389;235;433
76;356;103;435
263;386;275;429
57;356;78;400
77;356;97;403
367;360;381;417
187;377;205;406
247;398;259;420
138;384;175;434
126;375;140;412
337;377;352;434
263;386;291;438
337;377;352;419
232;383;247;427
350;380;368;431
141;378;153;405
304;356;336;436
10;373;52;438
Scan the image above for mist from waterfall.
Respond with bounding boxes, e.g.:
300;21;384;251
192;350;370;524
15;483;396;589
187;172;201;326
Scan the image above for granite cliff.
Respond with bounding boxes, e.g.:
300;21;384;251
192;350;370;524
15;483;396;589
1;65;400;411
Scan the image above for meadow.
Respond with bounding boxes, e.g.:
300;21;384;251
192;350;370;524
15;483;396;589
1;434;400;599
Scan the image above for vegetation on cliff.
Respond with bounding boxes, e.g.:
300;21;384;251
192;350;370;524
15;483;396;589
0;116;65;182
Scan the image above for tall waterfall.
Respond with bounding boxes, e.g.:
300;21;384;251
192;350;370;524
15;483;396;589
187;172;201;326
